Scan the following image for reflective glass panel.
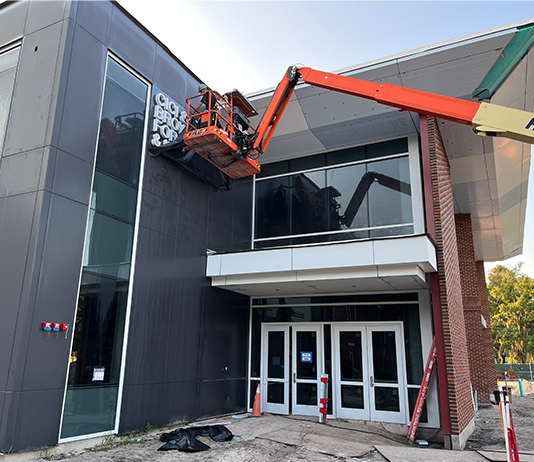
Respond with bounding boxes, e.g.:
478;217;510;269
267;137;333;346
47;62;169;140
91;171;138;223
0;46;19;72
83;211;134;279
296;383;317;406
339;331;363;381
267;331;285;379
267;382;284;404
327;163;368;230
67;273;128;387
374;387;400;412
368;157;412;227
255;176;290;239
296;331;317;380
0;68;16;152
341;385;364;409
61;386;118;439
95;58;147;186
372;331;398;383
290;171;327;235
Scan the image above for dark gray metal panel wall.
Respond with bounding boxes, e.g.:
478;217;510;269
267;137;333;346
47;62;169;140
0;0;100;453
0;0;253;450
119;149;251;433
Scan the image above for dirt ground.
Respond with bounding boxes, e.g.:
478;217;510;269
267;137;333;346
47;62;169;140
465;380;534;454
31;382;534;462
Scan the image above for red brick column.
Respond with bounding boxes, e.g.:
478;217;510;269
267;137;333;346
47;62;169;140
427;117;475;437
456;214;496;406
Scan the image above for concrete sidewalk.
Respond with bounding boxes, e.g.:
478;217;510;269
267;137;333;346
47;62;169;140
3;412;530;462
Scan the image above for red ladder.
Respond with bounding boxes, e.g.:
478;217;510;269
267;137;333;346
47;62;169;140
408;337;437;444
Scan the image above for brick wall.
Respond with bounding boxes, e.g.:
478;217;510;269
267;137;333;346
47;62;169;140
456;214;497;405
428;117;475;435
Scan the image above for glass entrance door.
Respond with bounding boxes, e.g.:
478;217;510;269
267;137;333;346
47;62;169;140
333;323;407;424
369;325;406;423
332;326;368;420
292;326;322;416
261;326;289;414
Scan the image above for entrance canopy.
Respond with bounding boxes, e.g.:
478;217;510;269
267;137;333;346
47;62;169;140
207;235;436;297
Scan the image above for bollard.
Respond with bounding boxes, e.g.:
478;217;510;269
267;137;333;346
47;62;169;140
519;378;524;397
319;374;329;423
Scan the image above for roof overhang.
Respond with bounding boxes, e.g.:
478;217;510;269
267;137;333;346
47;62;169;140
247;19;534;262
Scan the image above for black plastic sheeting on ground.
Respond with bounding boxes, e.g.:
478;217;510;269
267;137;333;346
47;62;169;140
158;425;233;452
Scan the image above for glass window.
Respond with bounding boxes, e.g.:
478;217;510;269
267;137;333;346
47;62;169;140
91;171;138;223
0;68;16;152
95;59;147;186
63;55;148;441
67;273;129;387
367;157;412;227
290;171;327;235
254;139;414;248
327;163;368;230
83;210;135;279
255;176;290;239
0;46;20;73
0;46;20;154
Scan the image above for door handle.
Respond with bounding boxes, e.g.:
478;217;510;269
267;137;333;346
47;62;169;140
293;372;296;384
370;376;374;387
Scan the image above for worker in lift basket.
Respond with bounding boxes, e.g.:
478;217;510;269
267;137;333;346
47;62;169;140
193;84;221;129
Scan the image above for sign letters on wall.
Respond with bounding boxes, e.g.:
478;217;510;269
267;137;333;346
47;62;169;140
150;91;187;147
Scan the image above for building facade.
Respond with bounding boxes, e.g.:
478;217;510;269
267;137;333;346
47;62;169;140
0;0;532;454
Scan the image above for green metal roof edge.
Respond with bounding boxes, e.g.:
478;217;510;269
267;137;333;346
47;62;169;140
473;24;534;100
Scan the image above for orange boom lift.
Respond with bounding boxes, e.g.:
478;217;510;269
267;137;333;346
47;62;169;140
181;65;534;179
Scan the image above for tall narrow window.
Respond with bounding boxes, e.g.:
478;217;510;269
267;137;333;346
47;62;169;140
0;45;20;153
61;57;148;440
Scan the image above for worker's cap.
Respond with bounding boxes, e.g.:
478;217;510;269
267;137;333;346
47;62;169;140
198;84;208;93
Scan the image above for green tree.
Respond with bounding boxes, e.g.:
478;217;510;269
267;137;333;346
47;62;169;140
488;263;534;363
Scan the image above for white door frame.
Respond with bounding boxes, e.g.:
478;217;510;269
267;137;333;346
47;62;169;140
368;323;408;424
292;325;323;416
332;322;408;424
332;324;369;420
261;325;290;414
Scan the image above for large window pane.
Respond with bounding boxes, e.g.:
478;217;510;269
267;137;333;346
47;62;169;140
95;59;147;186
254;148;414;247
61;386;118;438
92;171;138;223
0;67;17;152
368;157;412;227
290;171;327;235
0;46;19;73
327;163;368;230
68;273;129;387
83;211;134;279
255;176;290;239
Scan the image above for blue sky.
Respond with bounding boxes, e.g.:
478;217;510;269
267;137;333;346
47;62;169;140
121;0;534;276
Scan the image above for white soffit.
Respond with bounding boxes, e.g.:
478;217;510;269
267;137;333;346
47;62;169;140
207;235;436;297
444;42;533;262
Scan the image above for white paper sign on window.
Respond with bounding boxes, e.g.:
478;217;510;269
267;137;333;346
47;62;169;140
92;366;105;381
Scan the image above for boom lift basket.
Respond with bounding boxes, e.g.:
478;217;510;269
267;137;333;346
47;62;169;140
184;89;260;179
